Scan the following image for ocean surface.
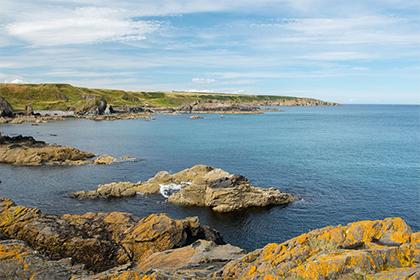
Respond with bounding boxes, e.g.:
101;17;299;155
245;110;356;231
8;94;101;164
1;105;419;251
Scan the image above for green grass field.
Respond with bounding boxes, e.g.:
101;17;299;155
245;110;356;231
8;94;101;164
0;83;329;111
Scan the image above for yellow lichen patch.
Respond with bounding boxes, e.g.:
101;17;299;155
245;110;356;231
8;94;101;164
262;243;281;261
263;274;276;280
248;265;257;276
296;233;309;244
221;218;418;280
345;221;376;244
317;226;345;245
0;243;30;272
390;231;411;245
394;246;416;267
109;271;153;280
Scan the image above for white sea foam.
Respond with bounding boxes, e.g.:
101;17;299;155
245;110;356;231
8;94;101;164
159;183;183;198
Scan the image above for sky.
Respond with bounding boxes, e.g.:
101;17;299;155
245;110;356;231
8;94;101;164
0;0;419;104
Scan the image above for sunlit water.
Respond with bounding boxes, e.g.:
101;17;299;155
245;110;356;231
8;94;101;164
1;105;419;251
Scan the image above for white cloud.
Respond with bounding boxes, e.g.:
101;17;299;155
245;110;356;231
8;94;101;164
192;77;216;84
3;78;27;84
299;51;375;61
5;7;159;46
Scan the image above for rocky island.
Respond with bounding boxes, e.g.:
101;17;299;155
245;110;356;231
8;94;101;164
71;165;295;212
0;134;122;166
0;198;418;279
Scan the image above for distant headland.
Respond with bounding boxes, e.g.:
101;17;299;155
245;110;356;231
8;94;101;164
0;83;337;119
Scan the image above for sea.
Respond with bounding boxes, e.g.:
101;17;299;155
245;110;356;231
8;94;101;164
1;104;419;251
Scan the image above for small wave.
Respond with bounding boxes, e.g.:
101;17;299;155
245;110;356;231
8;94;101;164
159;183;183;198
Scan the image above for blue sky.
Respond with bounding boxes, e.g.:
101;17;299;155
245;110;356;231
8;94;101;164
0;0;419;104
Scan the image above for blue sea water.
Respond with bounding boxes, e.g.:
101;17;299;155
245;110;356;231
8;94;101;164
0;105;419;251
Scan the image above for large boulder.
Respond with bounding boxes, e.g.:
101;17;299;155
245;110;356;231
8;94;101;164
71;165;295;212
219;217;420;279
0;198;224;272
0;96;14;117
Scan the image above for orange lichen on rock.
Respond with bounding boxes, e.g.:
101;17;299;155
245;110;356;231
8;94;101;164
220;218;419;280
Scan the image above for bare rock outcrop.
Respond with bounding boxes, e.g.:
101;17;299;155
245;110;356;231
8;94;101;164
135;239;245;279
0;198;223;273
75;97;107;116
219;217;419;279
0;198;418;280
71;165;295;212
93;155;116;165
0;96;14;117
0;134;95;166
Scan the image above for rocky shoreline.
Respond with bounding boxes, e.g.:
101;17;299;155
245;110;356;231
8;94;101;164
71;165;296;212
0;134;125;166
0;197;418;279
0;91;338;125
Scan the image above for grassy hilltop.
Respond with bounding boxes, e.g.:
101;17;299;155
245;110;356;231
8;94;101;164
0;83;334;111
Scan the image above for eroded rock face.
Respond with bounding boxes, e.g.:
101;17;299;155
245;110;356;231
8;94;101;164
0;198;224;272
0;96;14;117
71;165;295;212
219;217;420;280
0;134;95;166
73;96;109;116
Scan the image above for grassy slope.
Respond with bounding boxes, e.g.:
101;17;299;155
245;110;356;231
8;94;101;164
0;83;330;111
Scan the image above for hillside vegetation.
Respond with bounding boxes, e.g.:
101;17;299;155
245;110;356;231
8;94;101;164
0;83;334;111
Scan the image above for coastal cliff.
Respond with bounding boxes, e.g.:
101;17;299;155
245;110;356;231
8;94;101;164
0;83;337;114
0;198;418;279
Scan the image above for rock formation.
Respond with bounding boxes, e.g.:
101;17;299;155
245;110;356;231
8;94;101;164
75;97;108;116
72;181;142;199
220;217;419;280
0;198;418;279
0;96;14;117
71;165;295;212
0;198;223;273
0;134;95;166
134;240;245;279
93;155;116;165
177;101;260;114
24;104;34;115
